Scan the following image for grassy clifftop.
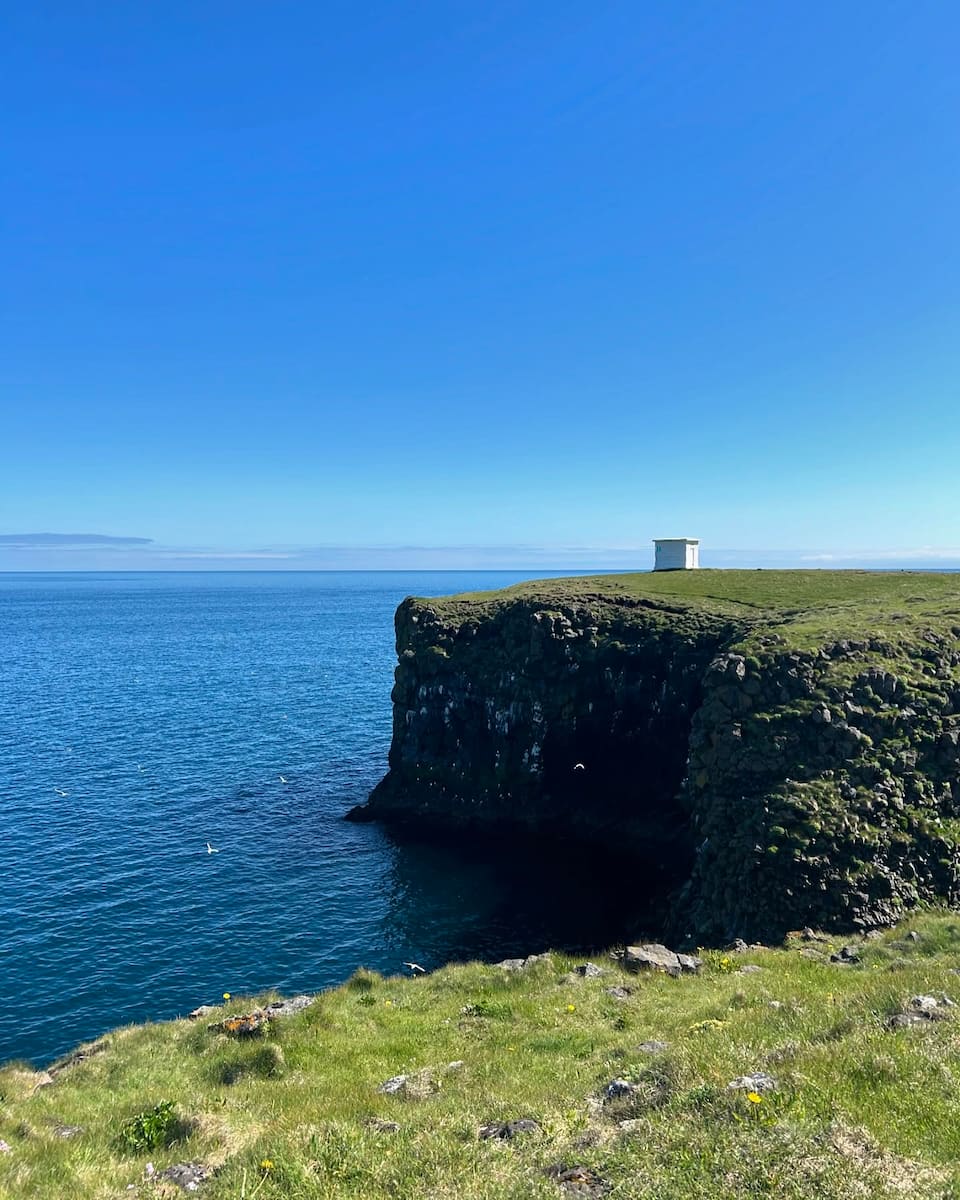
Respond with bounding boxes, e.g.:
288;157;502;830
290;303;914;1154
5;914;960;1198
435;569;960;644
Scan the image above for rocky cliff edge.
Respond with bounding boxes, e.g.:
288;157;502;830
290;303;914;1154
351;571;960;941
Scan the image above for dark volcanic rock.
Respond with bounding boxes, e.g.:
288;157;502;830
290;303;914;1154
479;1118;541;1140
830;946;862;965
356;580;960;941
359;594;741;869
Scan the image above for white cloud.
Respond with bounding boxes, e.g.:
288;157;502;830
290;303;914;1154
800;548;960;562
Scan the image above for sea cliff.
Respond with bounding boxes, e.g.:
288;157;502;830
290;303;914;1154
353;571;960;941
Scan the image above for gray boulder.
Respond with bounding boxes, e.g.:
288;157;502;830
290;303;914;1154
727;1072;777;1093
623;944;702;977
377;1074;409;1094
160;1163;210;1192
574;962;606;978
479;1118;541;1139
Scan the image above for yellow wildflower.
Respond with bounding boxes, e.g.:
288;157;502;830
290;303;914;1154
222;992;231;1001
260;1158;274;1171
746;1092;763;1105
566;1004;576;1013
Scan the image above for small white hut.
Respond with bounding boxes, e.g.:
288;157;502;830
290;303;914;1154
653;538;700;571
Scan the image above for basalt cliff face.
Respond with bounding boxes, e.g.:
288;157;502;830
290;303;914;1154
354;572;960;941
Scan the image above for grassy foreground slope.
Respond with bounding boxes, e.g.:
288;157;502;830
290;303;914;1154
5;914;960;1198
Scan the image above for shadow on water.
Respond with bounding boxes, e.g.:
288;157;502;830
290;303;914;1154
375;824;677;970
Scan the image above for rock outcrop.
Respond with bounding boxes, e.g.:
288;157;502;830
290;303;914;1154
351;572;960;941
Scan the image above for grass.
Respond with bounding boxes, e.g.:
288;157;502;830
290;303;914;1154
444;568;960;611
6;914;960;1197
431;569;960;651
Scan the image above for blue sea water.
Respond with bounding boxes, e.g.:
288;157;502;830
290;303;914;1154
1;571;648;1068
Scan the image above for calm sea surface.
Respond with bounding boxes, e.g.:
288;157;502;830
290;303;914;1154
1;571;649;1067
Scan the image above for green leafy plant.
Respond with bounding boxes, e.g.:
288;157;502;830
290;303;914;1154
460;999;512;1019
117;1100;181;1153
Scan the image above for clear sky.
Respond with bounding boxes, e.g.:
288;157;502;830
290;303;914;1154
2;2;959;570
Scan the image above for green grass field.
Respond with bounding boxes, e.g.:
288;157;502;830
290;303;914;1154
447;569;960;612
431;569;960;655
5;913;960;1198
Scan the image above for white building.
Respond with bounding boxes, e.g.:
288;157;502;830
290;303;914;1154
653;538;700;571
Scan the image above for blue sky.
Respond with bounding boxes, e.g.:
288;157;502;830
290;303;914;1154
2;2;959;570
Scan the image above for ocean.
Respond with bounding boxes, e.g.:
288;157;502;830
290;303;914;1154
1;571;648;1067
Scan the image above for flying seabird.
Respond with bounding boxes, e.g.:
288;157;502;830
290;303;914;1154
573;763;585;772
402;961;426;974
279;775;288;784
206;842;220;854
54;788;69;797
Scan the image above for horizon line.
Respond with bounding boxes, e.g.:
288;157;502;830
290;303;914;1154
2;565;959;576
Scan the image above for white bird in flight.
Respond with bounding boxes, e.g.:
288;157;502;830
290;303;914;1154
573;763;585;772
54;788;69;797
206;842;220;854
402;961;426;974
279;775;288;784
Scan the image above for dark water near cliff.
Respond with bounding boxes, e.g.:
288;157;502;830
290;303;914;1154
1;571;653;1067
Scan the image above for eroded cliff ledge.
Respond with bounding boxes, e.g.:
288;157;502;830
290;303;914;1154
352;571;960;941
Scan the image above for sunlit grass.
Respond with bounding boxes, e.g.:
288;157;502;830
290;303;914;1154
433;569;960;653
4;915;960;1197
